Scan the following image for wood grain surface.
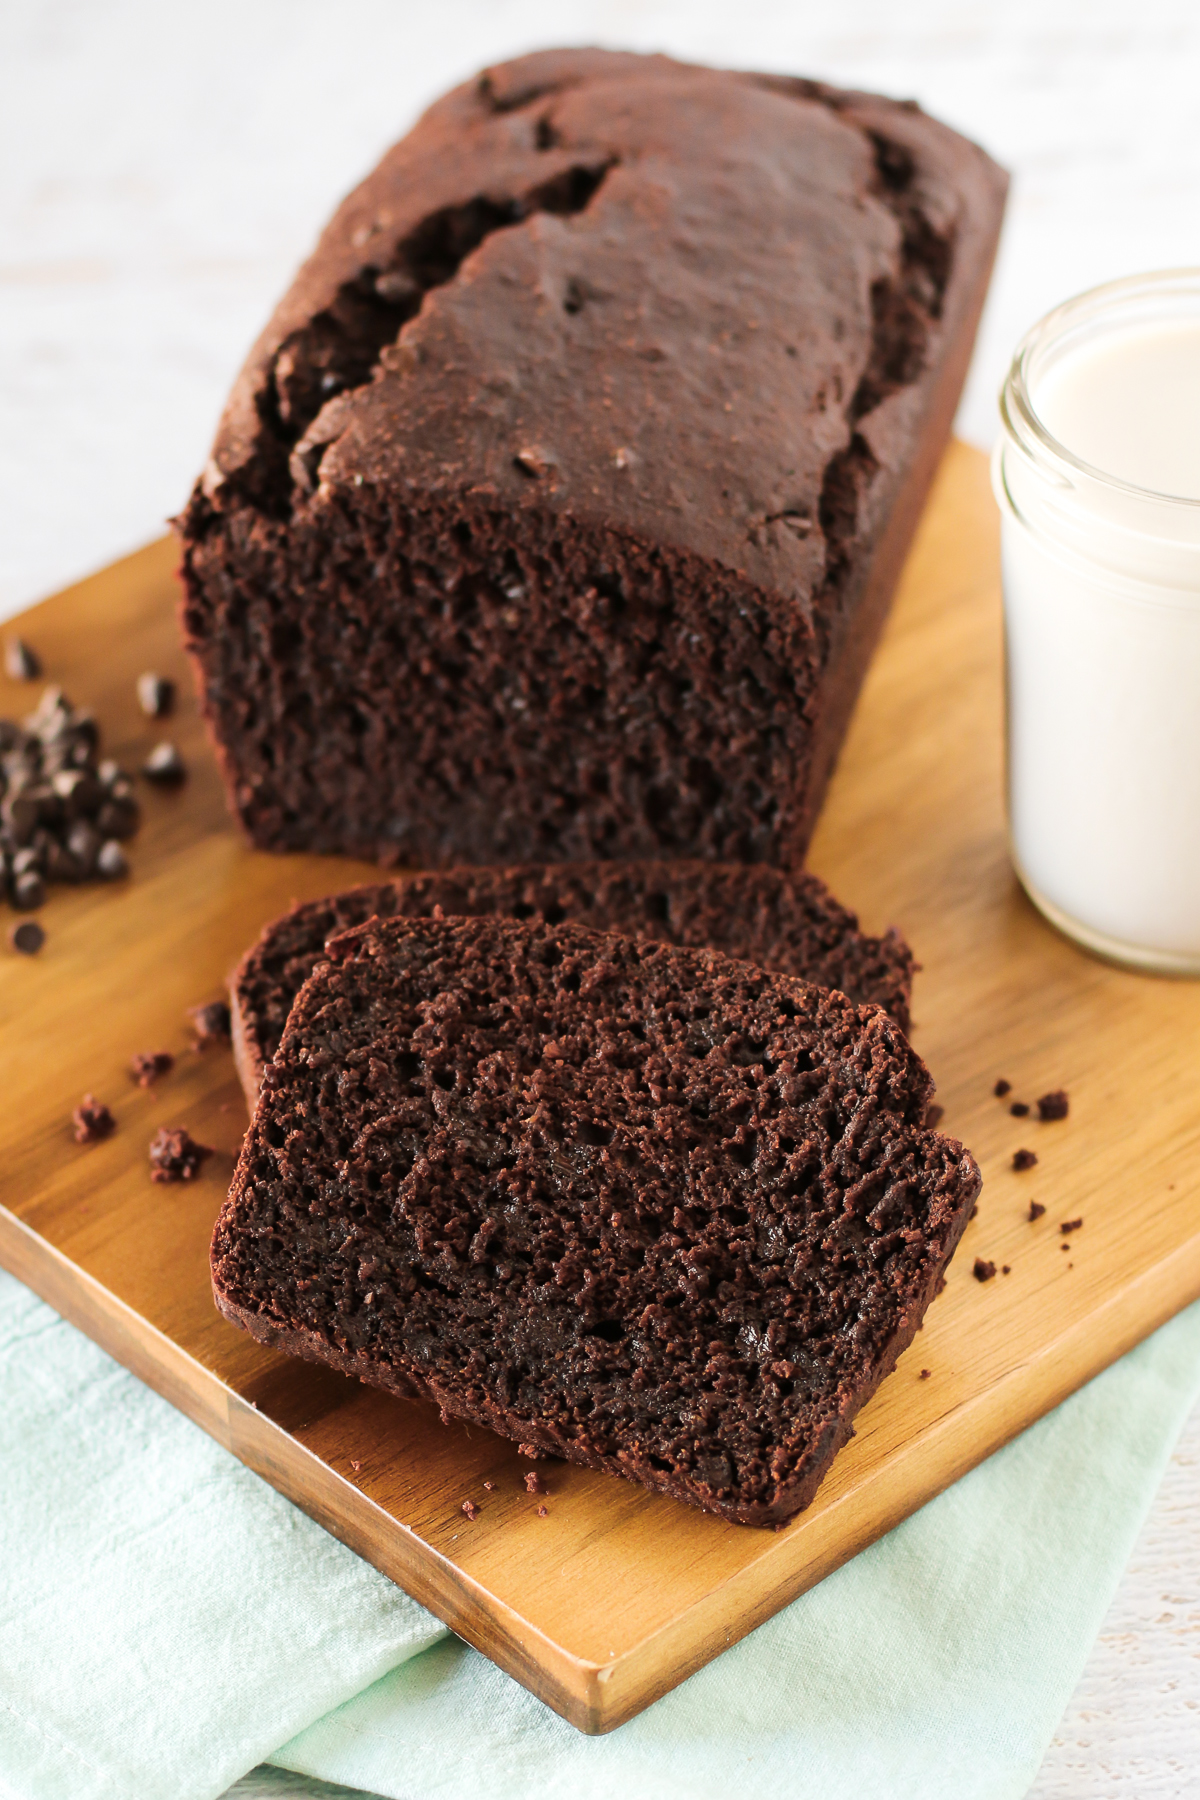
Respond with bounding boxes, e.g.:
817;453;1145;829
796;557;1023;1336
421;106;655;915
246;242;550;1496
3;440;1200;1738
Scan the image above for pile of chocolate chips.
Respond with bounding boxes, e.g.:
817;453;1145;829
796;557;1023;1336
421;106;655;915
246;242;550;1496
1;686;140;910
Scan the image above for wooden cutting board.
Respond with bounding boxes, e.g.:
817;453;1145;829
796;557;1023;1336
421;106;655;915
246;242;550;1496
4;440;1200;1736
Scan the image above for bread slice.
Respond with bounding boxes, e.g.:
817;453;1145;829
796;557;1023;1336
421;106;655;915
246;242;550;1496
212;914;978;1526
230;860;915;1109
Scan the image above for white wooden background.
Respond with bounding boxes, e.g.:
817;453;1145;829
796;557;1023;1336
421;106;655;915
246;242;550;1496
2;3;1198;1794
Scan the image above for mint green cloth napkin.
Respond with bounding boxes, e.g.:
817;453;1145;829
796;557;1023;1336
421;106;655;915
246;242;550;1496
0;1268;444;1800
4;1260;1200;1800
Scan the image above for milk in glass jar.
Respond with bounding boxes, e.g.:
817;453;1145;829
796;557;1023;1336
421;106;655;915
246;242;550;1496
993;270;1200;972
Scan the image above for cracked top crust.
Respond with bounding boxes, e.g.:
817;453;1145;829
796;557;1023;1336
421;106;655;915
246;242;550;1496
199;46;1006;608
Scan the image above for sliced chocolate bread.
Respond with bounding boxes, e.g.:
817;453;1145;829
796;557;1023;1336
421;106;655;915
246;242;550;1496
212;914;978;1527
230;859;916;1108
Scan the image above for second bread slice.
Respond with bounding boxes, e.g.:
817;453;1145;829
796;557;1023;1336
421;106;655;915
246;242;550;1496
229;859;916;1107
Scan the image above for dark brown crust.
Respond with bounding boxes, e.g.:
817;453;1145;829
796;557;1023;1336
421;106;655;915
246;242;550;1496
228;858;916;1109
213;1275;945;1527
212;914;980;1527
176;49;1007;873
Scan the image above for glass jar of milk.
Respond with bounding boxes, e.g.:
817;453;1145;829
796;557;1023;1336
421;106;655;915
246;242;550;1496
994;269;1200;973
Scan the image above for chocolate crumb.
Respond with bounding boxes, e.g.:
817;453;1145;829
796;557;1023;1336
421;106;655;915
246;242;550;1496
461;1499;480;1520
73;1094;116;1143
1002;1265;1011;1275
993;1078;1011;1097
130;1050;174;1087
5;637;41;681
1012;1148;1038;1172
517;1443;545;1460
1061;1243;1070;1252
136;673;175;718
1010;1101;1029;1117
973;1258;997;1283
188;1000;231;1045
483;1479;495;1491
536;1504;549;1517
524;1471;545;1494
9;919;44;954
142;742;186;785
925;1102;944;1128
919;1368;931;1380
1060;1217;1083;1234
349;1459;362;1472
1029;1201;1046;1222
1037;1089;1069;1122
148;1126;212;1183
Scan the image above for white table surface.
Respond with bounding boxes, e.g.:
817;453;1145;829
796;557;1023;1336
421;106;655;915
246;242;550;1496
3;3;1198;1794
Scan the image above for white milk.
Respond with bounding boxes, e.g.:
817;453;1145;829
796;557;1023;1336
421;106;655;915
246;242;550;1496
995;273;1200;971
1033;321;1200;499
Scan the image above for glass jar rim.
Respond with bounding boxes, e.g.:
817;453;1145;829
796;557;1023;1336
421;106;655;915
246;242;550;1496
1000;268;1200;512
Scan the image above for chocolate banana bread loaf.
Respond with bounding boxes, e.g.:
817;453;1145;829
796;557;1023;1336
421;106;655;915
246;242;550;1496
212;914;979;1526
230;859;915;1108
177;48;1006;871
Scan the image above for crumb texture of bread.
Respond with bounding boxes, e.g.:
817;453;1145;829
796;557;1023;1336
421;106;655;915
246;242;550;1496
212;915;979;1526
178;48;1006;871
229;858;916;1105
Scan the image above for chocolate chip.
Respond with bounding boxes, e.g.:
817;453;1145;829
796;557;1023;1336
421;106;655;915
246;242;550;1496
374;269;420;305
1037;1090;1069;1122
1012;1148;1038;1172
9;919;44;954
148;1126;212;1182
993;1078;1011;1097
1009;1101;1029;1117
130;1050;174;1087
73;1095;115;1144
188;1000;231;1045
142;742;186;785
95;795;140;840
1029;1201;1046;1221
96;840;129;879
51;768;102;814
65;819;101;873
5;638;41;680
136;672;175;718
973;1258;997;1282
12;869;44;909
517;1442;545;1459
514;446;554;478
